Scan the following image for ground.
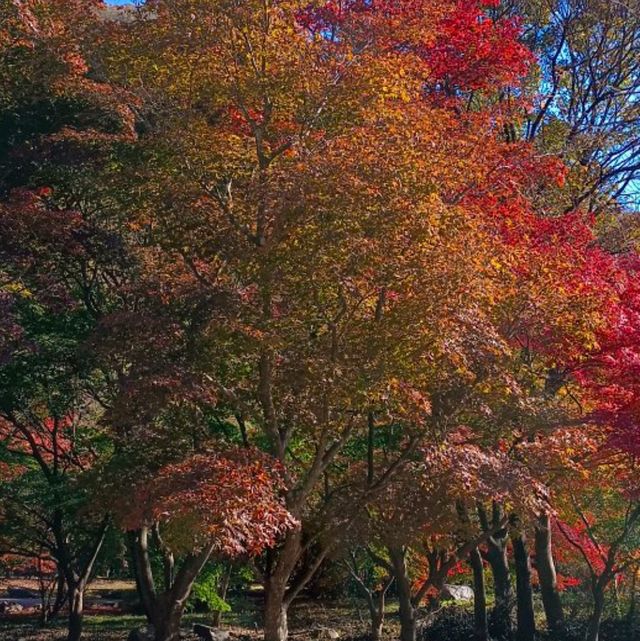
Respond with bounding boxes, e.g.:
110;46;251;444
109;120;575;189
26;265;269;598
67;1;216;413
0;577;397;641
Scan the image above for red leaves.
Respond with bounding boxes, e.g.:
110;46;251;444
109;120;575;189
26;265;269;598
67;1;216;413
572;253;640;462
296;0;532;95
418;1;533;91
119;448;297;556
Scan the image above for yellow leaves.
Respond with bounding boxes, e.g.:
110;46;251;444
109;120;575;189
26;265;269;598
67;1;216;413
2;281;32;298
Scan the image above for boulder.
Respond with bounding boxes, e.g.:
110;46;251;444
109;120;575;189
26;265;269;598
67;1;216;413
193;624;230;641
0;601;24;614
128;626;155;641
441;584;474;601
314;628;340;640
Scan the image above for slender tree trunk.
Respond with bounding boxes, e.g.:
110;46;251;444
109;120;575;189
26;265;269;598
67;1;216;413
469;546;488;641
212;564;232;627
388;546;416;641
479;502;514;639
369;578;392;641
155;545;217;641
585;585;606;641
67;587;83;641
370;607;384;641
512;532;535;641
534;514;564;636
129;528;157;622
626;569;637;624
129;527;215;641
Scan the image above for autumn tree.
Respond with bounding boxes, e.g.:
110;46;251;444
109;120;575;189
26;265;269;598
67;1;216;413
110;449;295;641
89;2;558;640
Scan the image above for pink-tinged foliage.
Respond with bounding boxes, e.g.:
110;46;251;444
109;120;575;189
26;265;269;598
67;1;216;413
119;448;297;556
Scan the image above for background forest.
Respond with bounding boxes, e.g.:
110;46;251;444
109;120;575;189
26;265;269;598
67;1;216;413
1;2;640;641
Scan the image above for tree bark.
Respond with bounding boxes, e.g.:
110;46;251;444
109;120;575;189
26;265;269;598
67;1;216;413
153;596;183;641
129;527;216;641
129;528;157;620
263;531;303;641
264;592;289;641
512;531;536;641
67;587;83;641
585;585;606;641
534;513;564;636
388;545;416;641
480;504;514;640
469;546;488;641
370;606;384;641
212;564;232;627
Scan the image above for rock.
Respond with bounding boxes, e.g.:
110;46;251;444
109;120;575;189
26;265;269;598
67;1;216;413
441;584;475;601
128;626;155;641
0;601;24;614
193;624;230;641
315;628;340;640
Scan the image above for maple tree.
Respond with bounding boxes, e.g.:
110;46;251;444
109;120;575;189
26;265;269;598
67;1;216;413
108;449;295;641
1;1;639;641
91;2;562;640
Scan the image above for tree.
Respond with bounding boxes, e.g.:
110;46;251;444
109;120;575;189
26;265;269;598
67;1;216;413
113;449;295;641
92;2;555;640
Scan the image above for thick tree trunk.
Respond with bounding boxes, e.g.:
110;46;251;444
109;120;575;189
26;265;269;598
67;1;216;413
153;599;183;641
264;585;289;641
263;532;304;641
512;532;536;641
388;546;416;641
534;514;564;636
585;587;606;641
485;532;514;639
469;546;488;641
67;587;83;641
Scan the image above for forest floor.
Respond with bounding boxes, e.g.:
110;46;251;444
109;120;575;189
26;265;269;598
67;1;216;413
0;577;397;641
0;604;391;641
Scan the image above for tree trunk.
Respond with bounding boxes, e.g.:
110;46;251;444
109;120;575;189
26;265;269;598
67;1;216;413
153;599;183;641
370;608;384;641
534;514;564;636
368;579;391;641
67;587;83;641
264;585;289;641
485;534;514;639
585;586;606;641
512;532;535;641
626;569;637;624
469;546;488;641
212;564;232;627
263;531;305;641
129;528;157;622
388;546;416;641
129;527;216;641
